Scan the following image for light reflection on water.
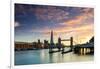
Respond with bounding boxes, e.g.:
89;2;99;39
15;49;93;65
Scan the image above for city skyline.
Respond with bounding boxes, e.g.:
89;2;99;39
15;4;94;45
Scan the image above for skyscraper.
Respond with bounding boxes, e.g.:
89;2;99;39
50;30;54;45
49;30;55;51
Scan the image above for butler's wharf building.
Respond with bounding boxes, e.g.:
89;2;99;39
15;42;34;51
15;40;45;51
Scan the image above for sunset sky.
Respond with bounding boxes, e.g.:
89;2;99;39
15;4;94;45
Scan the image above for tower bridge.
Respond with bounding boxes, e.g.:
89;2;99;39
49;30;73;54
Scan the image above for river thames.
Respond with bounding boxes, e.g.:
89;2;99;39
15;49;93;65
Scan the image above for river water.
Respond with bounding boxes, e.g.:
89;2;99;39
15;49;93;65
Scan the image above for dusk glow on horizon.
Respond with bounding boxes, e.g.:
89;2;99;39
15;4;94;45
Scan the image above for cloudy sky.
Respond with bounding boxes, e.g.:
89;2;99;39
15;4;94;45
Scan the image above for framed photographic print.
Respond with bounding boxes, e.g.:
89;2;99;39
10;0;94;69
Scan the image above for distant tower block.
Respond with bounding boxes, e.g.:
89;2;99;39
37;39;42;49
49;30;55;52
44;40;48;49
38;39;40;44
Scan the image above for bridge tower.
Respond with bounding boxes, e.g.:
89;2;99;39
58;37;62;51
70;37;73;51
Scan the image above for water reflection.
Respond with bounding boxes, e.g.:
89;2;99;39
80;48;93;55
15;49;93;65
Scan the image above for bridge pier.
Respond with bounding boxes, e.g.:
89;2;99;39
74;46;94;55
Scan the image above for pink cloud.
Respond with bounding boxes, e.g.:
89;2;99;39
60;8;94;27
